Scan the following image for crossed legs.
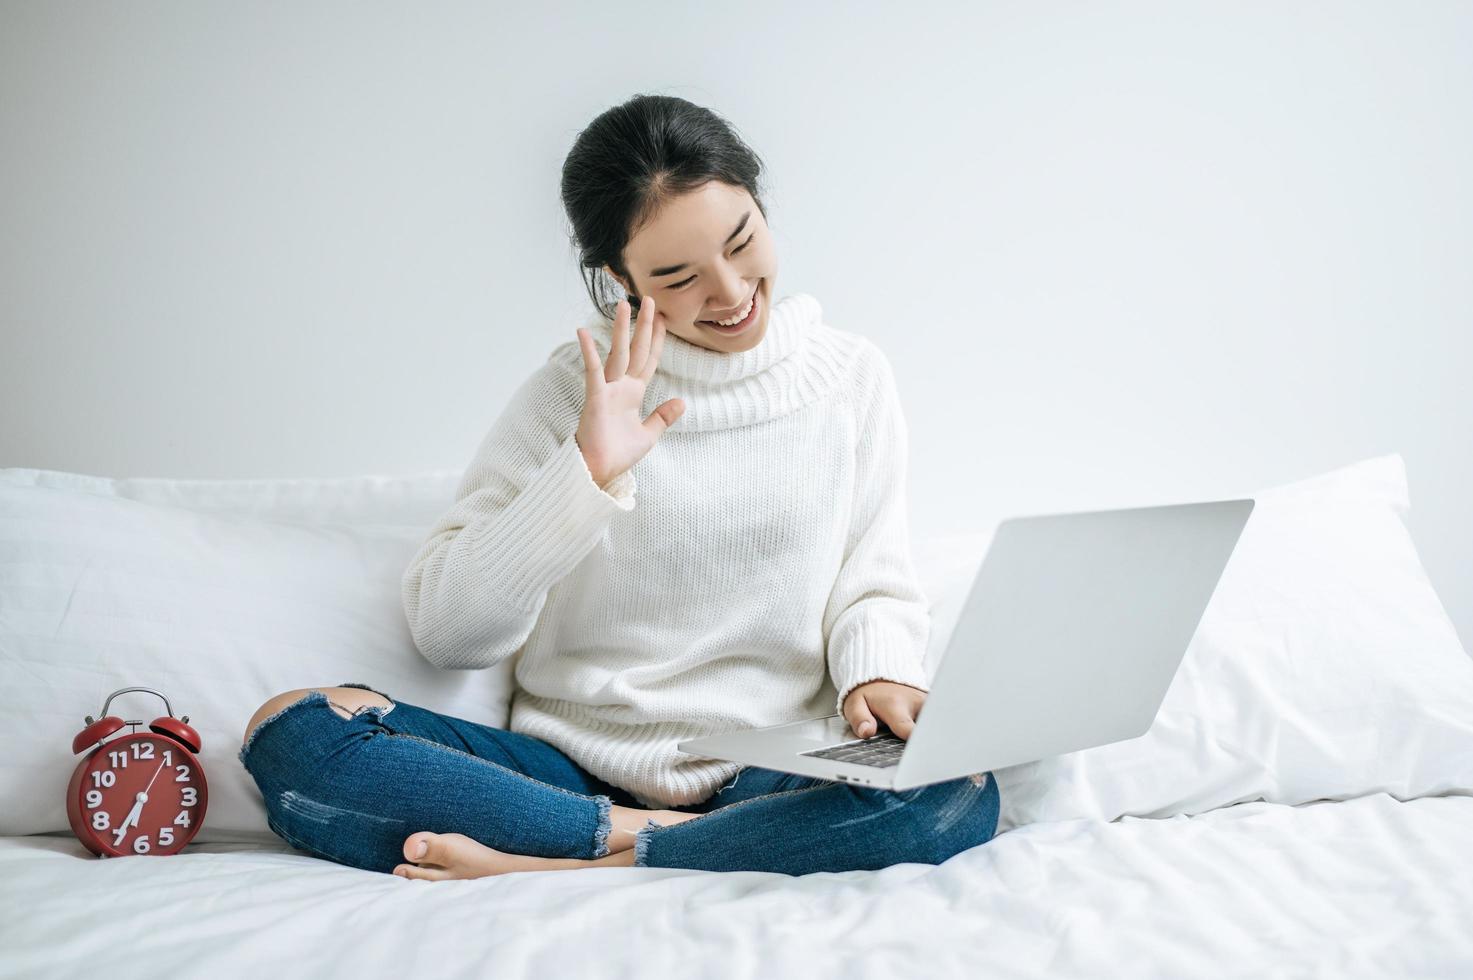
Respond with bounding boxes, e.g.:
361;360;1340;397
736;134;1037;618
241;686;698;880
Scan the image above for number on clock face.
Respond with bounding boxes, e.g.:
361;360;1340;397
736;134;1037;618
84;734;202;854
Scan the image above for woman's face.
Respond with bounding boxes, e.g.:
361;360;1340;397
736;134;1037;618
606;180;778;354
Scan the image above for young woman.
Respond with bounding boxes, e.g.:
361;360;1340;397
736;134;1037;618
238;94;999;879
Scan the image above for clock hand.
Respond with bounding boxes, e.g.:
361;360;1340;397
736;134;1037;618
120;759;169;834
119;798;144;835
140;757;168;796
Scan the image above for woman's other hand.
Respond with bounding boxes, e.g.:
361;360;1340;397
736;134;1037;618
574;295;685;488
843;680;927;741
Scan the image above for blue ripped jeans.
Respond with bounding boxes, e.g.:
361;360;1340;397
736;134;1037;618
237;682;1001;877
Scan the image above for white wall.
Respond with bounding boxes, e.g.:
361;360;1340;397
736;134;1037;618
3;2;1469;648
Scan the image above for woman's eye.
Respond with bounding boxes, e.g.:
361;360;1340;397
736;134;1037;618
667;234;755;290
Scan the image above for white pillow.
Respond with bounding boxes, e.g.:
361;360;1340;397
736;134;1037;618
0;466;462;528
0;470;513;843
918;454;1473;833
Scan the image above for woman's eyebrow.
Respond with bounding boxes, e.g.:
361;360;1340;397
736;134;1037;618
648;211;751;278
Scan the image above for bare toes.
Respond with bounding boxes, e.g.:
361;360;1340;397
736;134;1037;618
400;829;518;880
415;831;472;870
394;862;451;881
403;831;436;864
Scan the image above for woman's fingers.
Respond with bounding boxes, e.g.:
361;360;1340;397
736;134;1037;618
577;327;602;392
628;295;653;376
639;312;667;383
579;296;666;390
606;297;632;380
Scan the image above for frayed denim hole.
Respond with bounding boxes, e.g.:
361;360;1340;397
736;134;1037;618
348;702;396;724
328;683;397;727
336;681;395;704
238;690;331;768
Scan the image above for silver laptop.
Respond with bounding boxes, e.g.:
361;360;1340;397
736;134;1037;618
677;498;1255;791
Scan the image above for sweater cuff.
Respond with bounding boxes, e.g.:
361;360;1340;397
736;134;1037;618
465;432;636;611
830;614;932;718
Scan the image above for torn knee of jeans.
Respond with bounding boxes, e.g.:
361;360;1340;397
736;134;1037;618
337;682;393;698
325;700;356;720
240;690;328;764
325;698;396;723
332;683;397;718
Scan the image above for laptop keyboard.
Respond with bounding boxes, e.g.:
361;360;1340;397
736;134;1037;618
801;731;907;768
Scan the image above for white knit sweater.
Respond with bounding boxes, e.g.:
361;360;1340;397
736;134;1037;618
400;292;932;808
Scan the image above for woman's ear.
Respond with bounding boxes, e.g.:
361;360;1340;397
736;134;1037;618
603;264;632;296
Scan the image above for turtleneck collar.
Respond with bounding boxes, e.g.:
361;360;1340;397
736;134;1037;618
563;292;857;433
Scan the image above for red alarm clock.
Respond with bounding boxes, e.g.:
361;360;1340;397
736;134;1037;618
66;686;209;857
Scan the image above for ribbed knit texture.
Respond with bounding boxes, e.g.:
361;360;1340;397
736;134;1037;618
400;292;932;808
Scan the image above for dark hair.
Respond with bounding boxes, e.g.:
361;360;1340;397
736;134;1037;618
560;93;771;323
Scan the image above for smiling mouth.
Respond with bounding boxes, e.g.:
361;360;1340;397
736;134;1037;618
698;283;761;332
701;289;755;323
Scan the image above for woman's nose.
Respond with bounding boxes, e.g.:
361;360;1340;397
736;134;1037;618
712;273;750;311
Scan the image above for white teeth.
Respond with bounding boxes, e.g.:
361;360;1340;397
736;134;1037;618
708;293;753;326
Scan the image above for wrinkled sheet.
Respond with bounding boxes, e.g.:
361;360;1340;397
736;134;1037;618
3;792;1470;979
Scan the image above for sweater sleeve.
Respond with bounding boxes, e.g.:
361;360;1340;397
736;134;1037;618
822;342;933;717
401;357;637;670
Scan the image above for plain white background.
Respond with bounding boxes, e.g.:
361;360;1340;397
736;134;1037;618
2;2;1469;649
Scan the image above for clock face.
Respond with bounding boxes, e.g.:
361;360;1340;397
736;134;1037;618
74;732;208;856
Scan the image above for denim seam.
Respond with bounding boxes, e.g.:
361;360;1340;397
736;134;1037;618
384;730;614;806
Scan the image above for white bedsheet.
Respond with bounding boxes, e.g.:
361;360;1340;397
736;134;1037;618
3;792;1470;979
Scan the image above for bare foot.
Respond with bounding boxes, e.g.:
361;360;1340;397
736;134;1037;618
394;810;706;880
394;832;562;881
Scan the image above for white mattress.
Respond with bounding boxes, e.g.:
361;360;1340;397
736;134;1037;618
4;792;1470;979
